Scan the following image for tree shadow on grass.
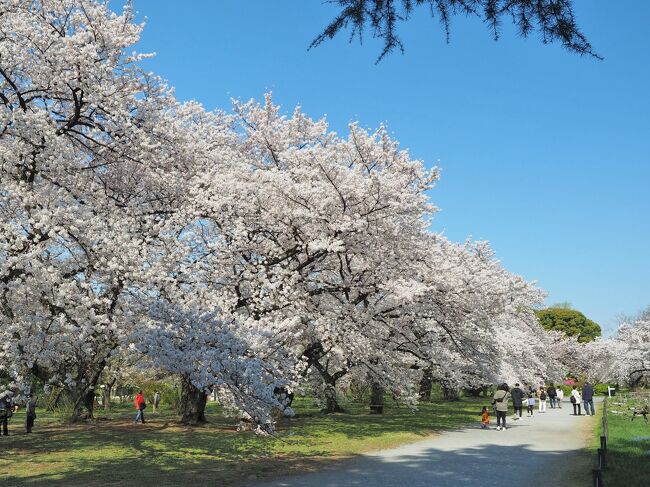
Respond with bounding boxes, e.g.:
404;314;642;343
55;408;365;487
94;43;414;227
1;416;337;486
1;399;490;486
281;399;487;441
4;437;589;487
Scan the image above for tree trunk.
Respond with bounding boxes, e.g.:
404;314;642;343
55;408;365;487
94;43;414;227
69;358;108;421
466;387;482;397
322;383;345;413
442;381;460;401
47;387;64;411
83;389;95;418
179;374;208;424
369;382;384;414
103;379;116;411
71;386;96;421
103;385;111;411
302;342;346;413
419;368;433;401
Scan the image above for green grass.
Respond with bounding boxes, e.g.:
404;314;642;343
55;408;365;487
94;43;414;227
598;395;650;487
0;395;486;486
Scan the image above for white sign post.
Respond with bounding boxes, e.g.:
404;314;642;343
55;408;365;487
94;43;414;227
607;386;616;397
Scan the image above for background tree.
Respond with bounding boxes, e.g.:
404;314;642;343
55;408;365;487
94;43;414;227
535;307;601;343
312;0;600;62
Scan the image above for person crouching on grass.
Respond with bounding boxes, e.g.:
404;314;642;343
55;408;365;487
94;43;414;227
481;406;490;429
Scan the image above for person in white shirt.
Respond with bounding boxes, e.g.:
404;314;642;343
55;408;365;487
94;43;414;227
538;387;548;413
153;391;161;413
571;386;582;415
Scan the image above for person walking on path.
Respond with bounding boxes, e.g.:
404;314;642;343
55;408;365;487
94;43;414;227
556;386;564;408
547;384;557;409
0;391;14;436
527;392;535;416
152;391;161;413
538;387;548;413
511;383;525;420
492;383;510;430
134;390;146;424
570;386;582;416
25;395;37;434
480;406;490;429
527;384;535;397
582;382;595;416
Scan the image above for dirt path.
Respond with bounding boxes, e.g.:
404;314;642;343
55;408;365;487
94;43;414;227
250;398;599;487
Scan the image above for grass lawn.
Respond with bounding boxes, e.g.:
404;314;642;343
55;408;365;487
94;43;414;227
598;395;650;487
0;395;486;486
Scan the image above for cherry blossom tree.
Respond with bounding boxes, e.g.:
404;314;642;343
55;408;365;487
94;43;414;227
179;94;442;412
0;0;185;418
179;96;552;413
614;318;650;386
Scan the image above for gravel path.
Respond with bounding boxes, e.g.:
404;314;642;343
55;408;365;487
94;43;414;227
250;398;599;487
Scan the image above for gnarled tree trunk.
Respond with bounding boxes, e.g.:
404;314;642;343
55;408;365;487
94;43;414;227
441;379;459;401
103;378;116;411
369;381;384;414
179;373;208;424
70;360;108;421
418;368;433;401
322;382;345;413
71;385;97;421
302;341;346;413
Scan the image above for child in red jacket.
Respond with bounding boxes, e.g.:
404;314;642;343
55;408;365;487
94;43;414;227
481;406;490;429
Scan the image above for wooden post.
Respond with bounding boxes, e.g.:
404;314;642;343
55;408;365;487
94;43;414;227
592;468;603;487
598;448;607;469
602;397;609;440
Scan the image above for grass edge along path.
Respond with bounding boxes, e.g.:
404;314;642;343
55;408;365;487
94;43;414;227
547;404;602;487
598;394;650;487
0;396;486;486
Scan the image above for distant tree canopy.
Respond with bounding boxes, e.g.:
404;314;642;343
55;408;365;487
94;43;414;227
312;0;600;62
535;307;602;343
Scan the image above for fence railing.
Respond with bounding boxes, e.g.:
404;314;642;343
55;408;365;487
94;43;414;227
593;396;608;487
594;391;650;486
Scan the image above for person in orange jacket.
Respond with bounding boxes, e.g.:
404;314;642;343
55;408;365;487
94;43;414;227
134;390;146;424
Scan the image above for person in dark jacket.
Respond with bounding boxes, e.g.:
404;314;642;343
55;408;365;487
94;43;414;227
511;383;525;420
0;391;14;436
25;396;37;433
582;382;595;416
546;384;557;408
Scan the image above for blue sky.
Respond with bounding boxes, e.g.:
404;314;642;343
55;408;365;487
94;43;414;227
130;0;649;334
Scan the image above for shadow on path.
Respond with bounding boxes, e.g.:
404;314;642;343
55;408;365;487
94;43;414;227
251;442;585;487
